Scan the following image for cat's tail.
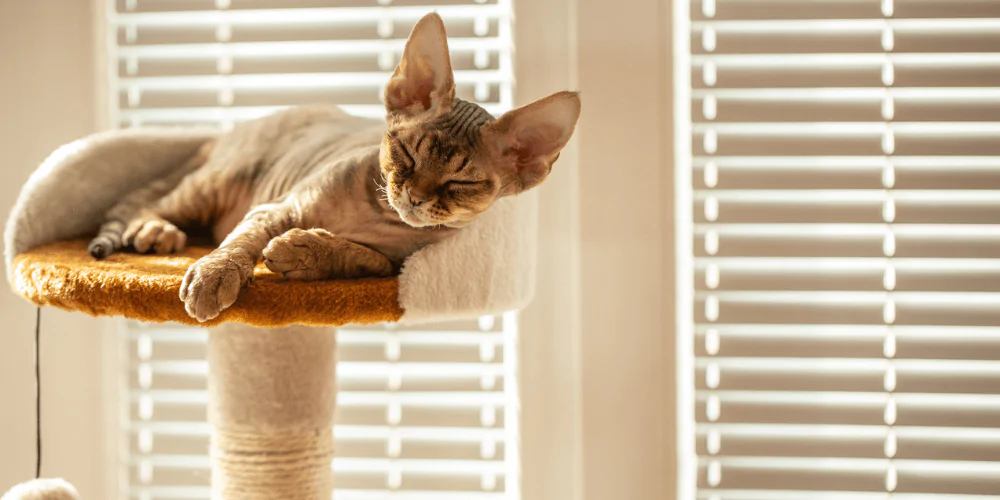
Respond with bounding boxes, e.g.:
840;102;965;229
89;141;214;259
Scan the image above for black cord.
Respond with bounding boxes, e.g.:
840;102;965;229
34;306;42;479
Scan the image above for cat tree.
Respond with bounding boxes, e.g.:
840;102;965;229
3;126;537;499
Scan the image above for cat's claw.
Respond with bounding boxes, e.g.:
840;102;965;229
179;249;253;322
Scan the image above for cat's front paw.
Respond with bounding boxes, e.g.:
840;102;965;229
179;249;254;322
263;228;394;281
262;228;337;281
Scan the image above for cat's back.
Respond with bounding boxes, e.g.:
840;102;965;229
220;103;380;154
252;105;385;189
216;103;384;192
263;104;385;159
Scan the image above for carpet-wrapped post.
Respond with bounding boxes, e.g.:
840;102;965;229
207;324;337;499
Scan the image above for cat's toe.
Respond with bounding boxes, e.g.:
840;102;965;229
88;237;115;259
263;231;322;271
122;220;146;249
153;224;187;254
179;252;251;322
181;266;242;322
127;219;179;254
262;238;299;273
133;222;163;253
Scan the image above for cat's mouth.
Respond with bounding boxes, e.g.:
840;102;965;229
392;202;462;230
397;208;430;227
387;191;460;229
388;199;432;227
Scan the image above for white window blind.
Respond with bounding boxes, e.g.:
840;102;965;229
678;0;1000;499
107;0;513;128
103;1;519;499
120;315;518;500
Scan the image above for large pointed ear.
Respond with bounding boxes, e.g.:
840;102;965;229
384;13;455;118
483;91;582;193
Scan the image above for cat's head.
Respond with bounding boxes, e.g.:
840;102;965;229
379;13;580;228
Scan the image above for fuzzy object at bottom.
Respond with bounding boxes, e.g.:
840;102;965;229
1;479;81;500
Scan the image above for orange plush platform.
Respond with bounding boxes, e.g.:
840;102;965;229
10;239;404;327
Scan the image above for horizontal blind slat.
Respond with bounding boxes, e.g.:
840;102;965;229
692;88;1000;102
698;456;1000;475
128;486;509;500
694;324;1000;339
117;37;505;59
696;492;996;500
120;103;507;123
695;290;1000;306
695;257;1000;272
128;328;507;345
131;455;507;475
694;223;1000;237
696;423;1000;441
692;122;1000;136
691;18;1000;34
140;361;505;378
130;390;506;407
118;70;506;90
692;53;1000;67
696;357;1000;374
114;5;509;26
695;391;1000;409
130;422;507;441
694;189;1000;204
692;156;1000;170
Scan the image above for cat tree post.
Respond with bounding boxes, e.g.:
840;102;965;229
207;324;337;499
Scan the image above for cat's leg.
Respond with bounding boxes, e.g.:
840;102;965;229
262;228;395;281
92;141;214;257
123;156;242;254
180;201;302;322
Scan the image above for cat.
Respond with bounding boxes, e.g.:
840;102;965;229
88;12;581;323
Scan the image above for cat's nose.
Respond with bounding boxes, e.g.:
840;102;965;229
407;188;430;206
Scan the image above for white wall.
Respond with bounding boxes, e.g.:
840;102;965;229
574;0;674;497
0;1;106;497
517;0;675;498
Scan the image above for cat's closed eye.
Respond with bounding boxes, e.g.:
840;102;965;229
444;179;487;194
389;136;415;169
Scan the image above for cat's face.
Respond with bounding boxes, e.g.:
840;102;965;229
379;123;499;228
378;13;580;228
